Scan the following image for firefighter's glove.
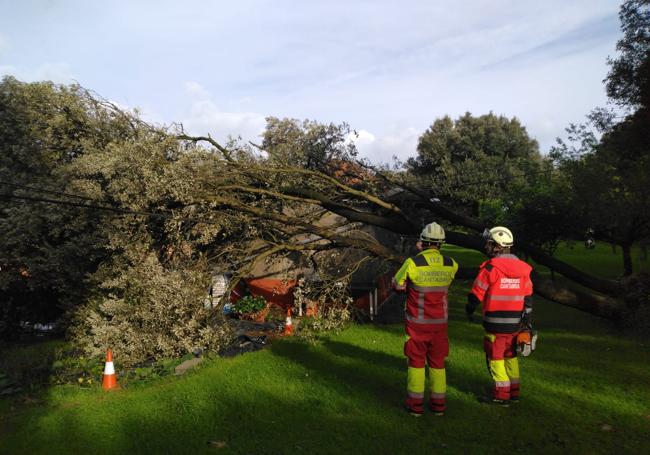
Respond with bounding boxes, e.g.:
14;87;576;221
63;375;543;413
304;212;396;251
465;304;474;322
522;296;533;325
466;293;480;322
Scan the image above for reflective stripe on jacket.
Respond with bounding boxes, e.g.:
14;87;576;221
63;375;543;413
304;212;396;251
470;254;533;333
393;249;458;331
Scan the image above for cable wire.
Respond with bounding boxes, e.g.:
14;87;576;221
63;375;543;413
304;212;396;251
0;180;112;204
0;192;221;225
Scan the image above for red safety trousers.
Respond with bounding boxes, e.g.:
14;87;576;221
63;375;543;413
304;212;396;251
404;328;448;414
483;333;520;401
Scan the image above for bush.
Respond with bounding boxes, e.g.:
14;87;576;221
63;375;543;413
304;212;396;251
232;295;267;315
292;278;353;342
0;340;62;392
70;251;232;367
298;303;352;340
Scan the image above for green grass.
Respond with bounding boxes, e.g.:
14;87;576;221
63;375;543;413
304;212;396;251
1;280;649;454
442;242;650;279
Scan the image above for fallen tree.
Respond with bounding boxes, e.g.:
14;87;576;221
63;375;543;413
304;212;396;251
177;133;628;321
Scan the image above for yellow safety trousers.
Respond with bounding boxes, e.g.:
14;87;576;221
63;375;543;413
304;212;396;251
488;358;520;384
407;367;446;395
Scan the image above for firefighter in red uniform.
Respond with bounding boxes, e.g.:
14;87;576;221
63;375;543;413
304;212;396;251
466;226;533;405
392;222;458;416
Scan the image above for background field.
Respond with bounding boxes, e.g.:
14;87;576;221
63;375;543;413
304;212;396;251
442;242;650;279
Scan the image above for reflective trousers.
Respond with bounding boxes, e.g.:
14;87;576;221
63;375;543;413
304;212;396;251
484;332;521;401
404;329;448;413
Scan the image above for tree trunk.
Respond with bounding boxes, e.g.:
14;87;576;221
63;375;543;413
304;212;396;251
361;177;625;296
531;272;624;320
444;231;622;296
457;268;624;320
622;242;633;276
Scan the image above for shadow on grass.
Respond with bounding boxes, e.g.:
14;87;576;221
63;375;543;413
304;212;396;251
269;339;403;409
369;317;490;399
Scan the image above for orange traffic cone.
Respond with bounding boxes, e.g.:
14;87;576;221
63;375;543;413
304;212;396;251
283;308;293;336
102;349;120;390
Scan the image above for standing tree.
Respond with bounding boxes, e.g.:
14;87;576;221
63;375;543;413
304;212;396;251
261;117;358;172
407;112;543;222
605;0;650;110
553;0;650;276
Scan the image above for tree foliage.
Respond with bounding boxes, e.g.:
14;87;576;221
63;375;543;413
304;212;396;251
556;114;650;276
0;76;135;336
406;112;543;221
261;117;358;172
606;0;650;109
551;0;650;276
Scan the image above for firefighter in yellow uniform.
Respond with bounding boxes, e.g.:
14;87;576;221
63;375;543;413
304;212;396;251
392;222;458;416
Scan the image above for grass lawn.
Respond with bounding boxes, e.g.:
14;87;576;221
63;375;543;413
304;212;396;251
1;277;649;454
442;242;649;279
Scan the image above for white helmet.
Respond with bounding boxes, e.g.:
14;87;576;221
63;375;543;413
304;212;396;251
484;226;514;247
420;222;445;242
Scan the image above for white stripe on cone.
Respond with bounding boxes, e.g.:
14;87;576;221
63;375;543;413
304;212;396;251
104;361;115;375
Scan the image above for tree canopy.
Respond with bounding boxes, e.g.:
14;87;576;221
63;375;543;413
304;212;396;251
551;0;650;276
606;0;650;109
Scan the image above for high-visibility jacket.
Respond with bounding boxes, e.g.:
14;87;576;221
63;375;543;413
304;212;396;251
393;248;458;333
470;254;533;333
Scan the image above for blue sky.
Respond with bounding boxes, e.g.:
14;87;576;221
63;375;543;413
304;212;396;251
0;0;621;162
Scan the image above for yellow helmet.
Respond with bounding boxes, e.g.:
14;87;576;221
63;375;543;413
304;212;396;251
420;222;445;242
484;226;514;247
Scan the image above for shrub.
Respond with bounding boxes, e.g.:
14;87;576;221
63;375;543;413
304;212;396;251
232;295;267;315
69;250;232;367
0;340;62;392
292;278;353;342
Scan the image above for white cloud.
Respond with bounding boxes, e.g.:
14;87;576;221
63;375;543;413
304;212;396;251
353;127;420;164
0;1;619;163
182;100;267;144
177;81;267;143
348;129;376;146
183;81;210;99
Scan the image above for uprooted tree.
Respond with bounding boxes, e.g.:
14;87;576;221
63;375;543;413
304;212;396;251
176;121;628;321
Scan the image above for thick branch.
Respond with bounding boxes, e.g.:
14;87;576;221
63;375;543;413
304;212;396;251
530;271;624;320
284;187;415;233
362;164;623;296
216;185;321;204
204;195;404;264
259;166;405;215
177;134;234;161
458;267;625;320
